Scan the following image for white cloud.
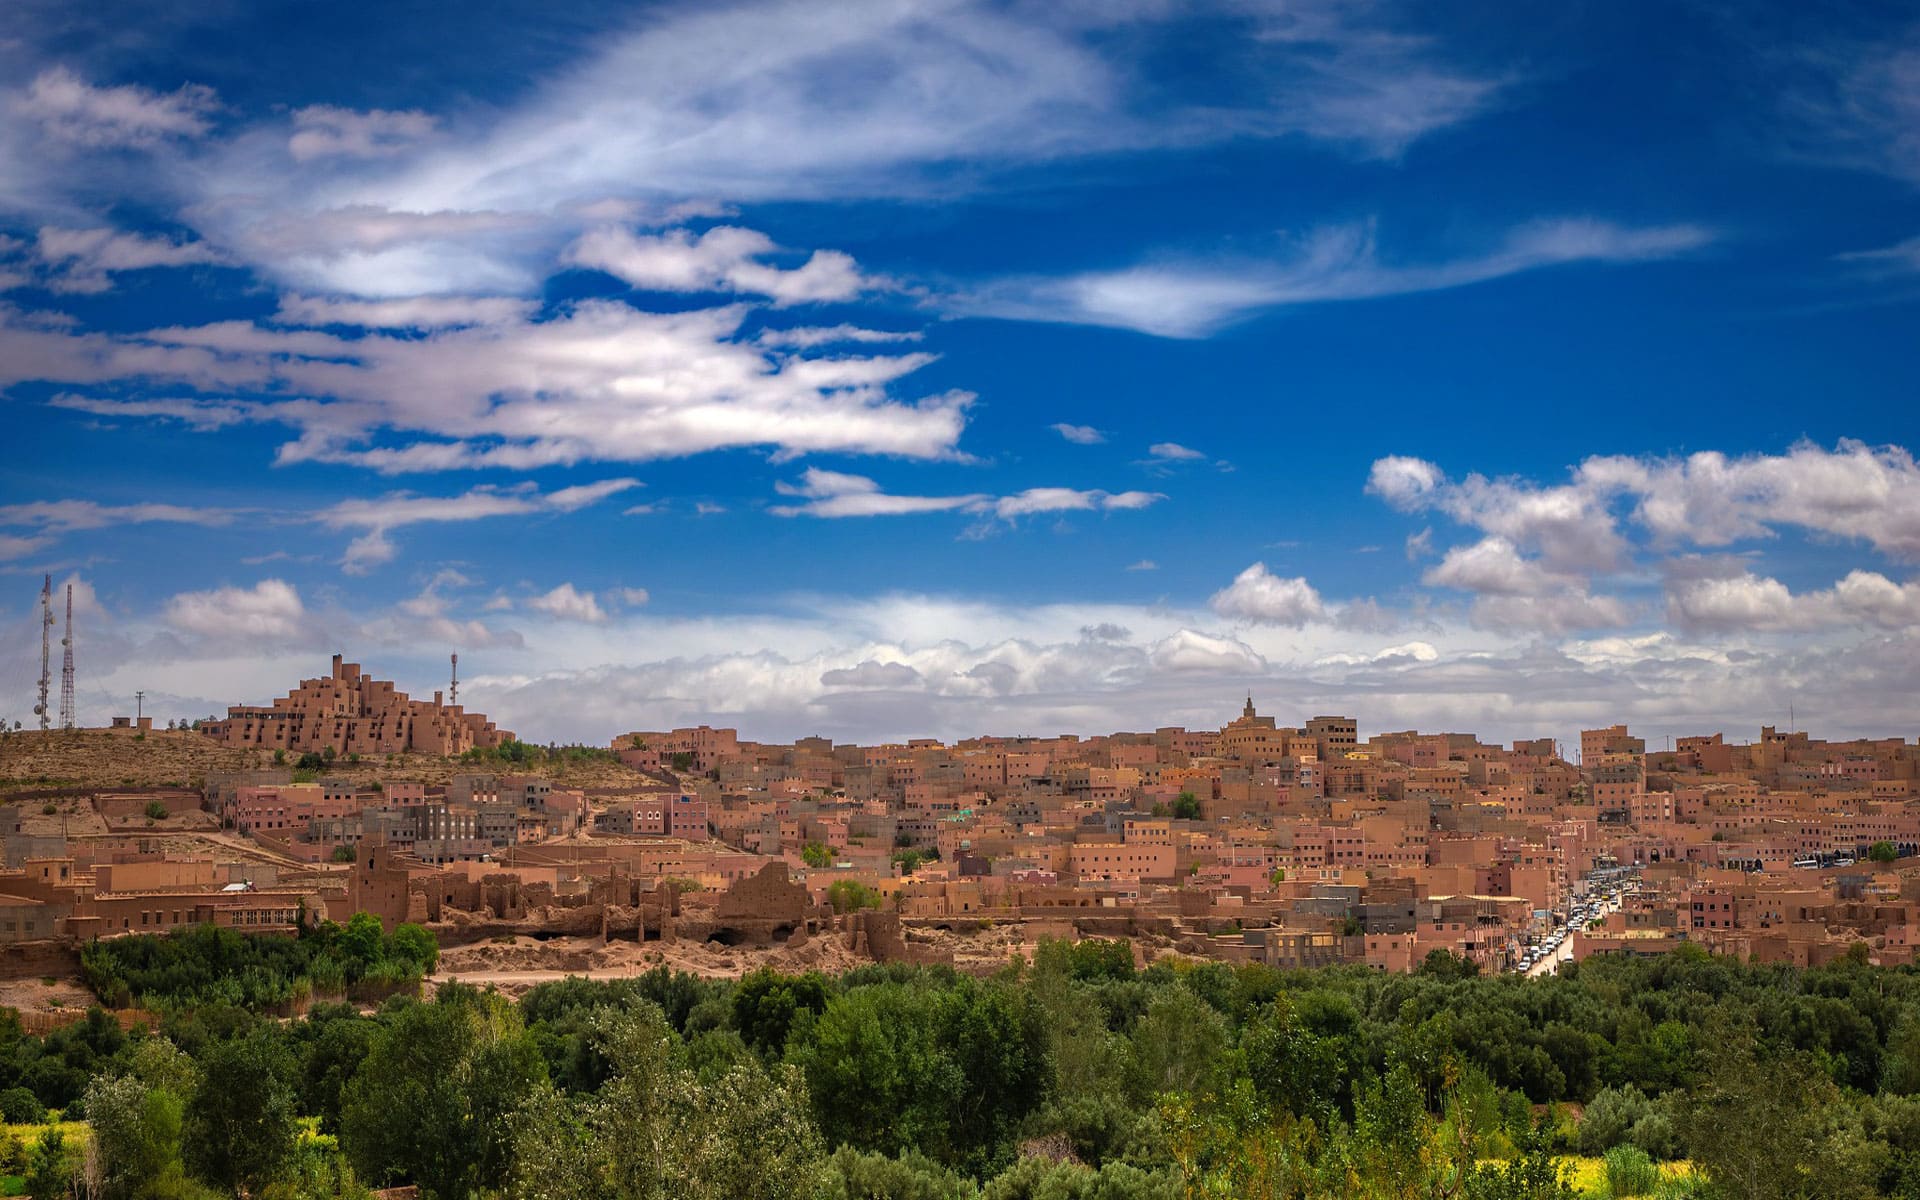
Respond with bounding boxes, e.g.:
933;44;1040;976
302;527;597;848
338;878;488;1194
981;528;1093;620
47;394;252;431
315;480;638;572
1126;559;1158;572
771;469;988;518
2;299;970;472
289;105;437;161
1051;423;1106;445
1148;441;1205;460
770;468;1162;522
1369;454;1629;571
954;219;1712;337
990;487;1163;519
274;294;537;329
1148;629;1266;674
563;225;880;305
1582;440;1920;561
1424;536;1569;596
19;67;217;148
1783;34;1920;186
1668;569;1920;633
527;583;607;623
758;324;923;350
1422;536;1632;634
1368;455;1445;508
820;659;922;689
11;227;225;294
610;587;651;608
1210;563;1328;626
165;579;307;640
0;498;232;535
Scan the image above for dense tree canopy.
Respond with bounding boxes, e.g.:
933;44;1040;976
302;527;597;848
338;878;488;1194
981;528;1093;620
28;935;1920;1196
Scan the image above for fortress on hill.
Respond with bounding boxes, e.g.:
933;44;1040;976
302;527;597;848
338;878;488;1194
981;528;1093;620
202;654;512;757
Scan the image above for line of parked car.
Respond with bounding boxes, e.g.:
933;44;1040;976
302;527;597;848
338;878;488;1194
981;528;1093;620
1514;867;1640;974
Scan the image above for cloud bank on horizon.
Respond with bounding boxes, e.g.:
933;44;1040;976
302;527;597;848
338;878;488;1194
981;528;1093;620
1;0;1918;749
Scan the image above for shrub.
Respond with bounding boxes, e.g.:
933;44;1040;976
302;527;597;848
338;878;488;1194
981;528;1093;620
0;1084;46;1123
1604;1144;1660;1198
144;800;169;820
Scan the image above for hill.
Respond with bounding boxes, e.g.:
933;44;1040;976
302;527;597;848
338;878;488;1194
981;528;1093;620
0;728;671;795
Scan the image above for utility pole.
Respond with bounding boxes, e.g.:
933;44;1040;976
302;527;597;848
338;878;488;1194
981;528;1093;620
135;691;145;723
59;583;75;732
34;576;51;731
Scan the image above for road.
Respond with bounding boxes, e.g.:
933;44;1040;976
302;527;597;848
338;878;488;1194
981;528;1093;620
1523;885;1627;977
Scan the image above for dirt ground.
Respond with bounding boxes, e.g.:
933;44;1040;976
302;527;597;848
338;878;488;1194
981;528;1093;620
426;922;1078;997
0;974;94;1013
0;728;669;794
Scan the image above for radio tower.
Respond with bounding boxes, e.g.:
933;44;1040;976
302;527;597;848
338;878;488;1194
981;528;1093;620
449;653;459;707
58;584;75;732
34;575;52;731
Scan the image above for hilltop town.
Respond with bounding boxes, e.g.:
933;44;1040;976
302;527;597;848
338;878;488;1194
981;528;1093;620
2;652;1917;1001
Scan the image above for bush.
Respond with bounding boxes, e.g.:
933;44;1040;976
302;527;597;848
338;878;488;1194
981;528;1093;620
1604;1144;1660;1198
0;1085;46;1123
144;800;169;820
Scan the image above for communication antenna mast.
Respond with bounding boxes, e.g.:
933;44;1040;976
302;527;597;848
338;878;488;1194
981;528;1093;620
59;584;76;731
135;691;145;723
449;653;459;707
34;575;51;731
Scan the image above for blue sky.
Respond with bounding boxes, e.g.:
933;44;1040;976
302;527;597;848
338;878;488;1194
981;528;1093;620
2;0;1919;748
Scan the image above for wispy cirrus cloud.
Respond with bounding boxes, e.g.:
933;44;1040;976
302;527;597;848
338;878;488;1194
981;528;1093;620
316;479;639;573
951;219;1714;338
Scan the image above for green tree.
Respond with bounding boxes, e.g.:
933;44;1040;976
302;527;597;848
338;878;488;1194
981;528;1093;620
185;1031;300;1194
511;1005;823;1200
26;1127;76;1200
337;911;384;968
801;842;833;869
1681;1029;1878;1200
82;1073;189;1200
342;989;546;1200
1171;792;1202;821
1871;841;1899;864
732;968;829;1058
827;880;884;913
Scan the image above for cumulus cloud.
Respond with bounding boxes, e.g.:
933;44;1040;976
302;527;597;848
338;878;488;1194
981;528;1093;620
563;225;880;304
165;579;307;640
1210;564;1328;626
19;67;218;148
1668;569;1920;633
527;583;607;623
1148;629;1266;674
1582;440;1920;561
